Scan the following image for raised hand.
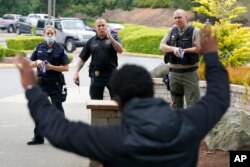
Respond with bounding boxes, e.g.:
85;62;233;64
200;25;218;55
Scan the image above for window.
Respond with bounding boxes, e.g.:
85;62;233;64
62;21;84;29
3;15;15;20
54;22;62;29
29;15;41;19
37;20;45;29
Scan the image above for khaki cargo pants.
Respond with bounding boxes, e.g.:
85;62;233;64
169;70;200;109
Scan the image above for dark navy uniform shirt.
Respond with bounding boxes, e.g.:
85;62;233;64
30;42;70;77
79;34;121;74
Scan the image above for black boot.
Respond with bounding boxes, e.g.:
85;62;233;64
27;137;44;145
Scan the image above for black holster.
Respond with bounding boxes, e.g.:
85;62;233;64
59;74;67;102
162;74;170;91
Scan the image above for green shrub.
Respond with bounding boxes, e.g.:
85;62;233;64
123;34;164;55
67;55;74;62
6;36;44;50
0;47;26;61
192;21;250;67
31;26;36;36
4;48;15;57
118;24;167;55
0;48;5;61
192;0;250;67
133;0;172;8
119;24;149;41
5;48;26;57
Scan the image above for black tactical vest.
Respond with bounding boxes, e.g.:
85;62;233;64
164;26;200;65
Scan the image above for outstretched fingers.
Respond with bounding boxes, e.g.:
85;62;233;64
200;25;218;54
201;25;211;45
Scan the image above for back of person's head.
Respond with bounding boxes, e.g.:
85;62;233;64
110;64;154;107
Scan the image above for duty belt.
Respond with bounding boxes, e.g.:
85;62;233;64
38;76;59;83
91;69;114;77
169;66;198;73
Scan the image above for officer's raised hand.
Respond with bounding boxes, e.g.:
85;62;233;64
15;56;37;89
105;26;123;53
106;28;112;39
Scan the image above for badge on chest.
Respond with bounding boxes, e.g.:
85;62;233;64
94;70;100;77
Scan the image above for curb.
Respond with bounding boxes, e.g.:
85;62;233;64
0;64;16;68
122;52;163;59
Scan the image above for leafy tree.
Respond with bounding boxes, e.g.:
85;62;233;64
132;0;172;8
116;0;133;10
193;0;246;21
31;0;47;13
192;0;250;67
170;0;194;10
0;0;33;16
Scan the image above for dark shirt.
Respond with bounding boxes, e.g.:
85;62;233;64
79;34;120;73
30;42;70;77
26;52;230;167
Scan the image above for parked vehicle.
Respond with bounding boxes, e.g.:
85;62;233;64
36;18;96;52
28;13;53;26
15;16;32;34
107;23;125;34
0;14;21;33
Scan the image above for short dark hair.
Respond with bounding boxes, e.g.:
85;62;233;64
110;64;154;104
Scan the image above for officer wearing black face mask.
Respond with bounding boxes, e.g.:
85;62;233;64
28;25;70;145
73;17;123;100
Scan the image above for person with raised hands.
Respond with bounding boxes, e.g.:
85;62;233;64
16;24;229;167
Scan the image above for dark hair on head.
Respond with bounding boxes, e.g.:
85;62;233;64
110;64;154;104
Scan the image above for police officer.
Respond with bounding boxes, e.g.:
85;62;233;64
159;9;201;109
28;25;70;145
73;17;123;99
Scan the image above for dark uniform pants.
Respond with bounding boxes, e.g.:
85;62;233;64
90;72;113;100
34;77;64;139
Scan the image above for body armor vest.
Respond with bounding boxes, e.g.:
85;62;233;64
164;26;199;65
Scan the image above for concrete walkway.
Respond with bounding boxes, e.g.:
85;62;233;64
0;86;92;167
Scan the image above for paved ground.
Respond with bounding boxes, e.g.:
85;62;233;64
0;86;92;167
0;32;163;166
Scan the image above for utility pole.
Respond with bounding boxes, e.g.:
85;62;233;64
48;0;52;19
53;0;56;18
